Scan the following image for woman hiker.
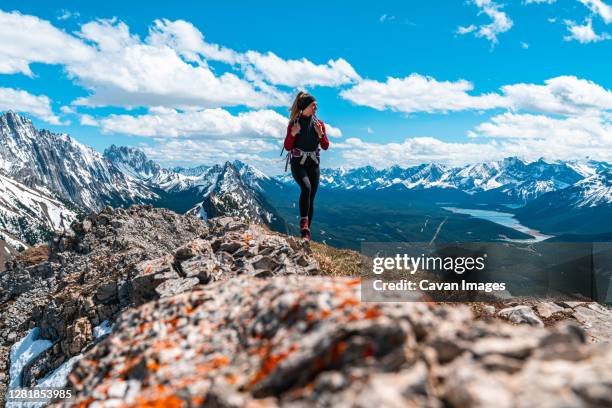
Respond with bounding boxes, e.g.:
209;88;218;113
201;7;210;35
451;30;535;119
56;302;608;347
283;91;330;241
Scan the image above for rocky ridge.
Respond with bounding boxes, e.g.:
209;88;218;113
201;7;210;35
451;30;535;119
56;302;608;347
0;206;611;407
0;206;316;405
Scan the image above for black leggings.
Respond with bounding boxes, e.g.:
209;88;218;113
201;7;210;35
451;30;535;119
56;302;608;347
290;161;320;227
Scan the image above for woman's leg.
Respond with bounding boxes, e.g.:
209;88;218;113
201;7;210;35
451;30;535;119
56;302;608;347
306;164;320;228
290;162;311;221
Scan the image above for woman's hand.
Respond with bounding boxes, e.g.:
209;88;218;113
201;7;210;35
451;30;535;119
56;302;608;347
314;120;323;138
291;122;301;136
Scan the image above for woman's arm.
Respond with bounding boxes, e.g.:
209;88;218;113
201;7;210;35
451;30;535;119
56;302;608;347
284;123;296;150
319;122;330;150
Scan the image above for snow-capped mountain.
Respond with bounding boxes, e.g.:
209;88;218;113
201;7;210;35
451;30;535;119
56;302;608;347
0;171;77;249
515;168;612;235
0;112;157;210
102;143;286;230
279;157;594;204
103;144;162;180
172;165;210;177
187;162;286;231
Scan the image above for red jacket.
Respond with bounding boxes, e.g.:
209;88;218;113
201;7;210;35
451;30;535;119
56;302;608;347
284;120;330;151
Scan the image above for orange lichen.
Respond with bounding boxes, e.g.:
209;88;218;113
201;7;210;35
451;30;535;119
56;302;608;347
133;394;185;408
363;307;382;320
77;397;96;408
249;343;300;386
147;360;161;372
226;373;239;385
210;355;230;368
152;339;175;351
339;297;360;308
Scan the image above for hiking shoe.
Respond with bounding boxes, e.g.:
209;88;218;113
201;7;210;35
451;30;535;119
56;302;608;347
299;217;310;241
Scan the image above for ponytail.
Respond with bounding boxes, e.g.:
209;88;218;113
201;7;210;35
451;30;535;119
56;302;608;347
289;91;309;124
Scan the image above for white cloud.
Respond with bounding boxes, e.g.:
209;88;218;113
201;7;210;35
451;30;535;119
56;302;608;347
0;87;62;124
501;76;612;115
79;114;98;126
340;73;507;113
325;124;343;138
0;10;94;76
334;111;612;168
564;18;611;42
521;41;530;49
57;9;80;21
98;108;289;139
578;0;612;23
0;12;358;110
458;0;514;44
142;138;280;172
524;0;557;4
472;112;611;140
67;18;286;109
342;75;612;116
457;24;478;34
243;52;360;87
379;14;396;23
146;18;240;65
468;112;612;161
96;106;343;140
334;136;504;168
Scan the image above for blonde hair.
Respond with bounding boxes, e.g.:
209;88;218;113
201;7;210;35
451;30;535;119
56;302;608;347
289;91;310;124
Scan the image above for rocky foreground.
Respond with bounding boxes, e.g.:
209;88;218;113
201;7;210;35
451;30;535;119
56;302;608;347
0;206;611;407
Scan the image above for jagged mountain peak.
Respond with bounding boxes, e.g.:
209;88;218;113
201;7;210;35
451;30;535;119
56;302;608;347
103;144;161;180
0;112;158;210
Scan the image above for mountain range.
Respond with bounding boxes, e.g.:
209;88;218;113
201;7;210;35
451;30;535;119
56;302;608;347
0;111;610;250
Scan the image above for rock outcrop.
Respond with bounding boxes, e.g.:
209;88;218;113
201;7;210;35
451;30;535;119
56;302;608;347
1;206;611;407
56;277;612;408
0;206;317;405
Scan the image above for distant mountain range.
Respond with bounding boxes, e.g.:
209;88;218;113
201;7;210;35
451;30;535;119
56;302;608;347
278;156;608;205
0;111;610;250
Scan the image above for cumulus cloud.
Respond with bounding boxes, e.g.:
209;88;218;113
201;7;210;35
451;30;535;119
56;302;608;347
243;52;360;87
578;0;612;23
67;18;287;109
333;137;505;168
79;114;98;126
471;112;611;141
564;18;611;42
335;112;612;169
96;107;343;140
336;75;612;168
146;18;240;65
0;11;359;111
342;75;612;116
98;108;289;139
457;0;514;44
340;74;507;113
501;76;612;114
0;10;94;76
0;87;62;124
142;138;280;172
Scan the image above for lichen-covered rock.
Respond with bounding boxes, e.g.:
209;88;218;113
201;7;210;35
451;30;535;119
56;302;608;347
54;277;612;408
0;206;319;399
498;305;544;327
3;205;612;407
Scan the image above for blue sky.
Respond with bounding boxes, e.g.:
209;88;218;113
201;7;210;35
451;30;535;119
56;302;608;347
0;0;611;173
